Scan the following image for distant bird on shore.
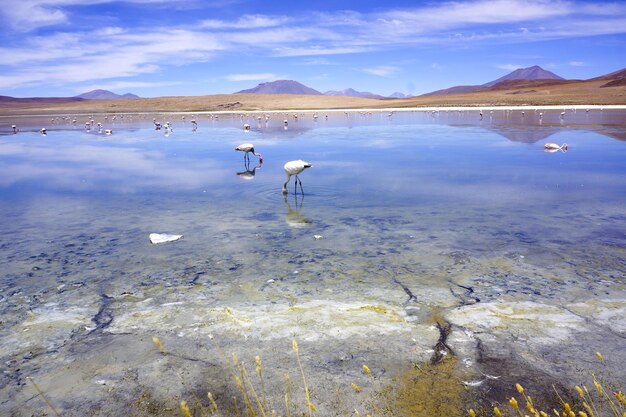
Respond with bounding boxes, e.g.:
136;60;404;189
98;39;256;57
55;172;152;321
105;129;113;135
544;143;568;153
282;160;312;195
40;128;47;134
243;123;250;131
12;125;18;133
235;143;263;163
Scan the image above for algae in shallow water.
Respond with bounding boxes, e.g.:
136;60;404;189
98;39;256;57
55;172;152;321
382;356;467;417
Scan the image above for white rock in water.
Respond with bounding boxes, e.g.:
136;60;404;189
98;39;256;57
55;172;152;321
149;233;183;244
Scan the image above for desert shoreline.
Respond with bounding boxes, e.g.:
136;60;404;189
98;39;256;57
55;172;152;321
2;103;626;119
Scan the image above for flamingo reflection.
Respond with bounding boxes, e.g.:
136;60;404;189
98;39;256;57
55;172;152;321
236;160;262;180
283;194;311;228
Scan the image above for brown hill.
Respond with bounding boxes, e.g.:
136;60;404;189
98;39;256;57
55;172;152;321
600;78;626;88
388;78;626;107
591;68;626;81
0;95;84;109
75;89;139;99
421;85;485;97
483;65;563;87
487;79;577;91
237;80;322;95
424;65;565;96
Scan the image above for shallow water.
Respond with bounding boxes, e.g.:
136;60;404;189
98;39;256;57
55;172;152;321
1;110;625;416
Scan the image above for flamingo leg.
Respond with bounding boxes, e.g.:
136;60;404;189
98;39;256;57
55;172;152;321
298;177;304;195
294;175;298;194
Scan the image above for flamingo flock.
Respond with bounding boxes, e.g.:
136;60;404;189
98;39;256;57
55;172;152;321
9;109;584;194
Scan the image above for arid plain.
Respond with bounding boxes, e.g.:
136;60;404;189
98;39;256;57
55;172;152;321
1;77;625;114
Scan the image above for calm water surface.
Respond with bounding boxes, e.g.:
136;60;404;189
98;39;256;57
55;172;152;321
1;110;625;416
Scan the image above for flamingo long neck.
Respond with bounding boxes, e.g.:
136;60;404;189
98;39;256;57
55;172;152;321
282;173;292;192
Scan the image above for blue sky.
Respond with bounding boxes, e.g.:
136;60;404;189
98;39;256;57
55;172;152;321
1;0;625;98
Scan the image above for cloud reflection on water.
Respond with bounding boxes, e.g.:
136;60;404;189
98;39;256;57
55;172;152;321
0;140;228;192
0;113;624;209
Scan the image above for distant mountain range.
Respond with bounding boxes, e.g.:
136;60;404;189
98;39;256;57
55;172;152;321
0;89;140;107
236;80;322;95
2;66;624;107
75;89;140;99
0;95;85;107
422;65;566;96
236;80;395;99
324;88;385;99
235;65;626;99
233;66;576;99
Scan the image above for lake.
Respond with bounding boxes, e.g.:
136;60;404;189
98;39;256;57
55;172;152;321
1;108;625;416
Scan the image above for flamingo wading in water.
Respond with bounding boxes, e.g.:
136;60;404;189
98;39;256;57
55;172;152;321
235;143;263;163
282;160;312;195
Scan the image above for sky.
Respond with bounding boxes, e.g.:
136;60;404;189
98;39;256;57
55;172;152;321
1;0;625;98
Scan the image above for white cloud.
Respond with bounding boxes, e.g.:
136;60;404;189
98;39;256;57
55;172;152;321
93;27;126;36
274;46;370;57
310;73;329;80
378;0;572;31
2;1;626;91
225;73;276;81
0;0;186;31
363;66;398;77
201;14;290;29
77;81;182;93
496;64;524;71
0;28;225;89
569;61;585;66
299;58;337;65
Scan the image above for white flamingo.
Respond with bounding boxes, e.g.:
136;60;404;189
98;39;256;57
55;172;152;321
282;160;312;195
235;143;263;163
40;128;47;134
544;143;568;153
